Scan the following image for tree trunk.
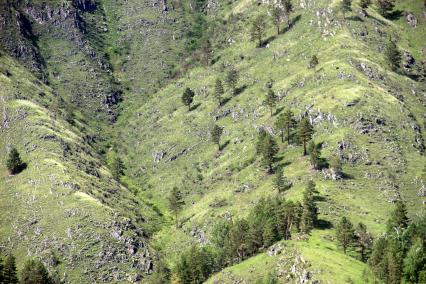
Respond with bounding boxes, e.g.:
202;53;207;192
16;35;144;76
277;25;280;35
281;130;284;143
287;126;290;144
175;212;179;228
218;142;221;151
303;140;307;155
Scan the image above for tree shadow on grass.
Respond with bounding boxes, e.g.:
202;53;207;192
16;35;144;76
190;103;201;111
221;96;232;106
281;15;302;34
234;84;247;96
261;35;277;47
219;140;230;151
346;15;363;22
275;106;285;116
317;219;333;230
387;10;403;21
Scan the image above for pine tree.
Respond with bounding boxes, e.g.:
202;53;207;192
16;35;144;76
384;38;401;72
168;187;185;228
309;55;319;71
341;0;352;19
276;109;295;144
6;147;23;175
201;39;213;66
297;118;314;156
211;124;223;151
265;89;277;116
225;67;239;95
308;141;321;170
107;149;124;181
0;254;4;284
214;79;224;106
376;0;395;17
273;168;291;193
336;217;355;254
387;200;409;233
271;6;283;35
3;255;18;284
329;155;343;179
301;181;318;233
355;222;373;262
369;236;389;281
360;0;371;10
403;239;426;283
259;133;279;174
181;87;195;111
387;238;404;284
281;0;293;28
20;259;50;284
250;15;267;47
262;219;278;247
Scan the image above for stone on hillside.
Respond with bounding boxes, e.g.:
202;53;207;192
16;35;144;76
405;12;418;27
267;243;283;256
403;51;415;69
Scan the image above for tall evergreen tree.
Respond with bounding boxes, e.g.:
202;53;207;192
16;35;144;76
369;236;389;281
168;187;185;228
211;125;223;151
281;0;294;28
182;87;195;111
336;216;356;254
265;89;277;117
387;200;409;233
214;79;224;106
3;255;18;284
258;133;279;174
297;118;314;155
309;55;319;71
384;38;401;72
387;238;404;284
20;259;50;284
250;15;267;47
403;239;426;283
271;6;283;35
273;168;291;193
376;0;395;17
308;141;321;170
300;181;318;233
341;0;352;19
275;109;295;144
6;147;23;175
225;67;239;95
107;149;124;181
355;222;373;262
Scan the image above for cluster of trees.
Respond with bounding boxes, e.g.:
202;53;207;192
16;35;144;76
0;254;53;284
369;201;426;283
172;182;321;283
335;217;373;261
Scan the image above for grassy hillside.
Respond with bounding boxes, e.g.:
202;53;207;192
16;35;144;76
114;0;426;282
0;52;160;282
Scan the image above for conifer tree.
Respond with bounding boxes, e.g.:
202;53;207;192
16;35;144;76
369;236;389;281
273;168;291;193
376;0;395;17
225;67;239;95
258;133;279;174
387;200;409;233
403;239;426;283
214;79;224;106
250;15;267;47
6;147;23;175
168;187;185;228
3;255;18;284
341;0;352;19
107;149;124;181
262;219;279;247
309;55;319;71
20;259;50;284
384;38;401;72
387;238;404;284
297;118;314;155
281;0;294;28
301;181;318;233
360;0;371;10
336;216;355;254
201;39;213;66
271;6;283;35
275;109;295;144
265;89;277;116
308;141;321;170
0;255;4;284
181;87;195;111
355;222;373;262
211;125;223;151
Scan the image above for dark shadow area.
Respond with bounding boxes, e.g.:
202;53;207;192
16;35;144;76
219;140;230;151
211;55;221;65
317;219;333;230
190;103;201;111
281;15;302;34
341;172;354;180
275;106;285;116
221;96;232;106
346;15;363;22
277;161;291;168
12;163;27;175
260;35;277;47
387;10;403;20
234;84;247;96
